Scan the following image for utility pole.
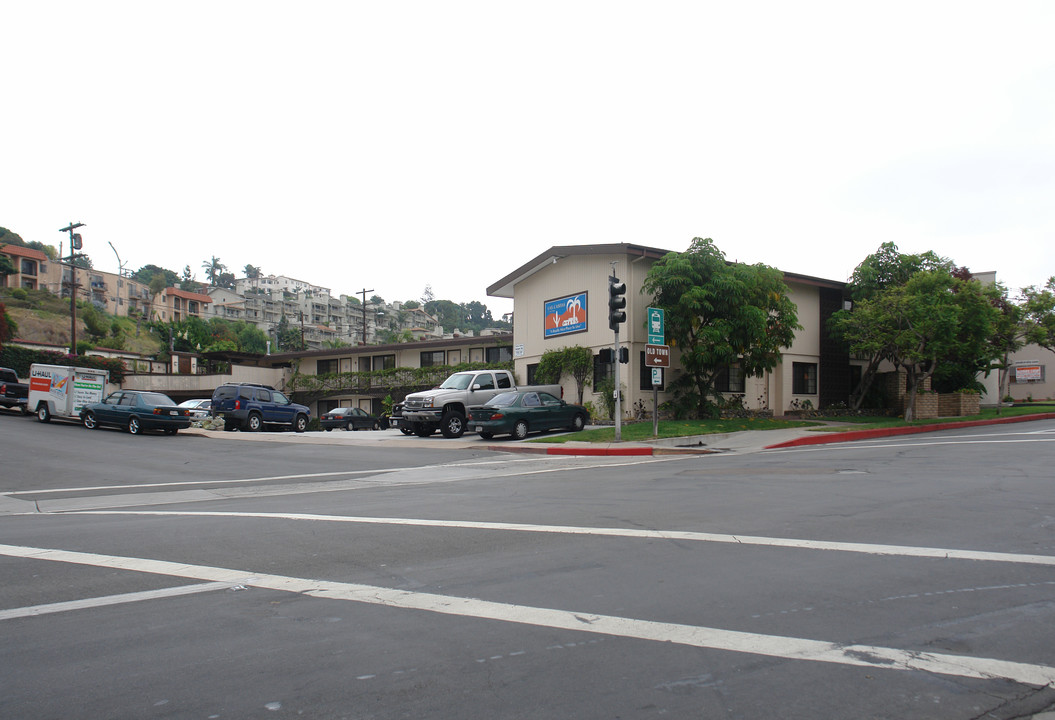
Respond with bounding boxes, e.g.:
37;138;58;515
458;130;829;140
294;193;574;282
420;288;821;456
358;288;373;344
59;222;85;354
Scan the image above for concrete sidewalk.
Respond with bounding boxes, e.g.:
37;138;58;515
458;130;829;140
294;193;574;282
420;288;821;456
183;412;1055;457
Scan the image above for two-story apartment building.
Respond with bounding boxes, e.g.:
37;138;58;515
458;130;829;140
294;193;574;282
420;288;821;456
1;244;52;290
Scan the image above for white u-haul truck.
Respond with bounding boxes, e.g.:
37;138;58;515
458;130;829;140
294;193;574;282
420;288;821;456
28;364;109;424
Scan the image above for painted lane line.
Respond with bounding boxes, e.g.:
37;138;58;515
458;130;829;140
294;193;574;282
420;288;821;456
0;581;232;621
61;510;1055;568
1;543;1052;687
2;456;674;497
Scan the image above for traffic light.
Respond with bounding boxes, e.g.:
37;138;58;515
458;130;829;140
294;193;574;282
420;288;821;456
598;348;613;363
608;276;627;330
619;347;629;364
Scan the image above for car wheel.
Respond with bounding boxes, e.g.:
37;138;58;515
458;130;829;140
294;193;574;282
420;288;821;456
83;411;98;429
325;427;332;432
128;416;141;435
479;431;494;440
246;413;263;432
165;428;178;436
400;426;414;436
513;420;529;440
294;414;308;433
21;405;31;416
441;410;465;439
372;421;380;431
345;421;353;431
571;413;586;431
37;404;51;423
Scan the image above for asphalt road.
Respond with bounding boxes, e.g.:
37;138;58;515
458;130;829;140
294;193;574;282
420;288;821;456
2;413;1055;719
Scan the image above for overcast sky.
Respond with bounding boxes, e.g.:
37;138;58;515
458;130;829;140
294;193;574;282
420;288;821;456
5;2;1053;319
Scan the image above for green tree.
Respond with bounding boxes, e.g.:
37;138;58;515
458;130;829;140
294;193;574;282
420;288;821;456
0;252;15;279
831;269;999;420
244;264;262;279
535;346;593;405
642;237;800;417
836;242;954;408
1020;277;1055;352
0;302;17;349
132;264;179;288
201;256;227;286
402;300;421;310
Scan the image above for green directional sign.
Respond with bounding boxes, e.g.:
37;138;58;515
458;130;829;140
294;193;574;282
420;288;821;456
647;307;665;345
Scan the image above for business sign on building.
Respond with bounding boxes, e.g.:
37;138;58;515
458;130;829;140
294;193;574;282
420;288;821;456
1014;364;1043;382
544;291;588;338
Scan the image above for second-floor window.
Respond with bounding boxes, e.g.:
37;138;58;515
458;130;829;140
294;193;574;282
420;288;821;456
317;359;339;374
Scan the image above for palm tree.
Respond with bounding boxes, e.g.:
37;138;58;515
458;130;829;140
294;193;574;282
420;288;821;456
201;256;227;286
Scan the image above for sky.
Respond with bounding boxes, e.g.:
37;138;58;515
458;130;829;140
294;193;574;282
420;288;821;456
4;2;1054;321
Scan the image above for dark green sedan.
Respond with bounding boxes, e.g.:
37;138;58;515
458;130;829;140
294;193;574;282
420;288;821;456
468;391;588;440
81;390;192;435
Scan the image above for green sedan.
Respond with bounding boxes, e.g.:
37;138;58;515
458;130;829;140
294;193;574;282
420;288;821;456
468;391;589;440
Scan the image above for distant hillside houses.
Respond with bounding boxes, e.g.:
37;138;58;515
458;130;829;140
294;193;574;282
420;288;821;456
0;247;499;348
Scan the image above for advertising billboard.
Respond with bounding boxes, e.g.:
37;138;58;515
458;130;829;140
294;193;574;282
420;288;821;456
544;292;588;338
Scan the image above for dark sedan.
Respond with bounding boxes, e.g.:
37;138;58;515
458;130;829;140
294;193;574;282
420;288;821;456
320;407;383;431
81;390;192;435
469;391;589;440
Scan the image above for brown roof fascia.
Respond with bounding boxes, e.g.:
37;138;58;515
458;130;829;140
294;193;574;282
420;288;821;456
0;244;49;261
486;243;672;298
265;332;514;363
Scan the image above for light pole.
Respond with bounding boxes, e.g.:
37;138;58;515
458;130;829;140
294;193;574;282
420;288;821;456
358;288;373;344
59;222;85;354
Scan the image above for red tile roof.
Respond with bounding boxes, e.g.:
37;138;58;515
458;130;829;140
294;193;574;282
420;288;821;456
0;244;48;262
165;287;213;303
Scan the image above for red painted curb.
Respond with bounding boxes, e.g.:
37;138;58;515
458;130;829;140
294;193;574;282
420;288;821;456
764;412;1055;449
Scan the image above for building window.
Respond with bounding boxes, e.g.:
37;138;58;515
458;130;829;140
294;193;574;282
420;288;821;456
485;345;512;364
639;351;664;391
420;350;446;367
715;363;745;393
792;362;818;395
594;353;613;385
317;359;339;375
526;363;539;385
21;259;37;275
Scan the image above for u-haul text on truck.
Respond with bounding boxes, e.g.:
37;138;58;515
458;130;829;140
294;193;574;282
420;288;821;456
28;364;109;424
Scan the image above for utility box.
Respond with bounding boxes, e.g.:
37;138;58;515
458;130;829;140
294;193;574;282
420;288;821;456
28;364;109;423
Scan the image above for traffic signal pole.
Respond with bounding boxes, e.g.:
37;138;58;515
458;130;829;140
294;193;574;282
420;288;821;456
608;265;627;442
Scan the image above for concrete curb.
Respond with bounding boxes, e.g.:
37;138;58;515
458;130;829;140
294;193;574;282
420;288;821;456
763;412;1055;449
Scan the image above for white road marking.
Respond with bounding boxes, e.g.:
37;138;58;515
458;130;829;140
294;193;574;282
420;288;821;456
64;510;1055;568
1;542;1052;687
2;456;675;497
0;581;232;621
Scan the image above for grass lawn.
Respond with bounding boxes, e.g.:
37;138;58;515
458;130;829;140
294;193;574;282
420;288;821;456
529;417;823;443
530;405;1055;443
798;405;1053;432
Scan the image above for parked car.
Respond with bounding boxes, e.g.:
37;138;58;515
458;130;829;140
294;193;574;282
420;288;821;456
388;402;414;435
211;382;310;432
468;390;589;440
81;390;192;435
320;407;383;431
178;398;212;419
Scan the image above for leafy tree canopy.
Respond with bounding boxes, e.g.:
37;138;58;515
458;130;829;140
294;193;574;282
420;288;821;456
831;269;999;420
1020;277;1055;352
132;264;180;288
642;237;800;417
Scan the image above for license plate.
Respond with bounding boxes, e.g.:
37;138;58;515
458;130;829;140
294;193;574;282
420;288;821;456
475;426;483;432
169;410;177;415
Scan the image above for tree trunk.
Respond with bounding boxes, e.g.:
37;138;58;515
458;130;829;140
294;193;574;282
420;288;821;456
903;367;919;422
850;355;883;410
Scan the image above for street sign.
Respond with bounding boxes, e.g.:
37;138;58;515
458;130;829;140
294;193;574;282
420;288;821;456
647;307;665;345
652;367;663;386
645;343;670;368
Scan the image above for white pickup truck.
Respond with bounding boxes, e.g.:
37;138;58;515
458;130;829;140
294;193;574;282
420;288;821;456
400;369;561;438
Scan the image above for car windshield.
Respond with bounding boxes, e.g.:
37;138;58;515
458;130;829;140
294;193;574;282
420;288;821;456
487;392;519;407
438;374;474;390
140;392;176;406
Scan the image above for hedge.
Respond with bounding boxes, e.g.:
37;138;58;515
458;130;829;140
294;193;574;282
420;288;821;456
0;346;127;383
